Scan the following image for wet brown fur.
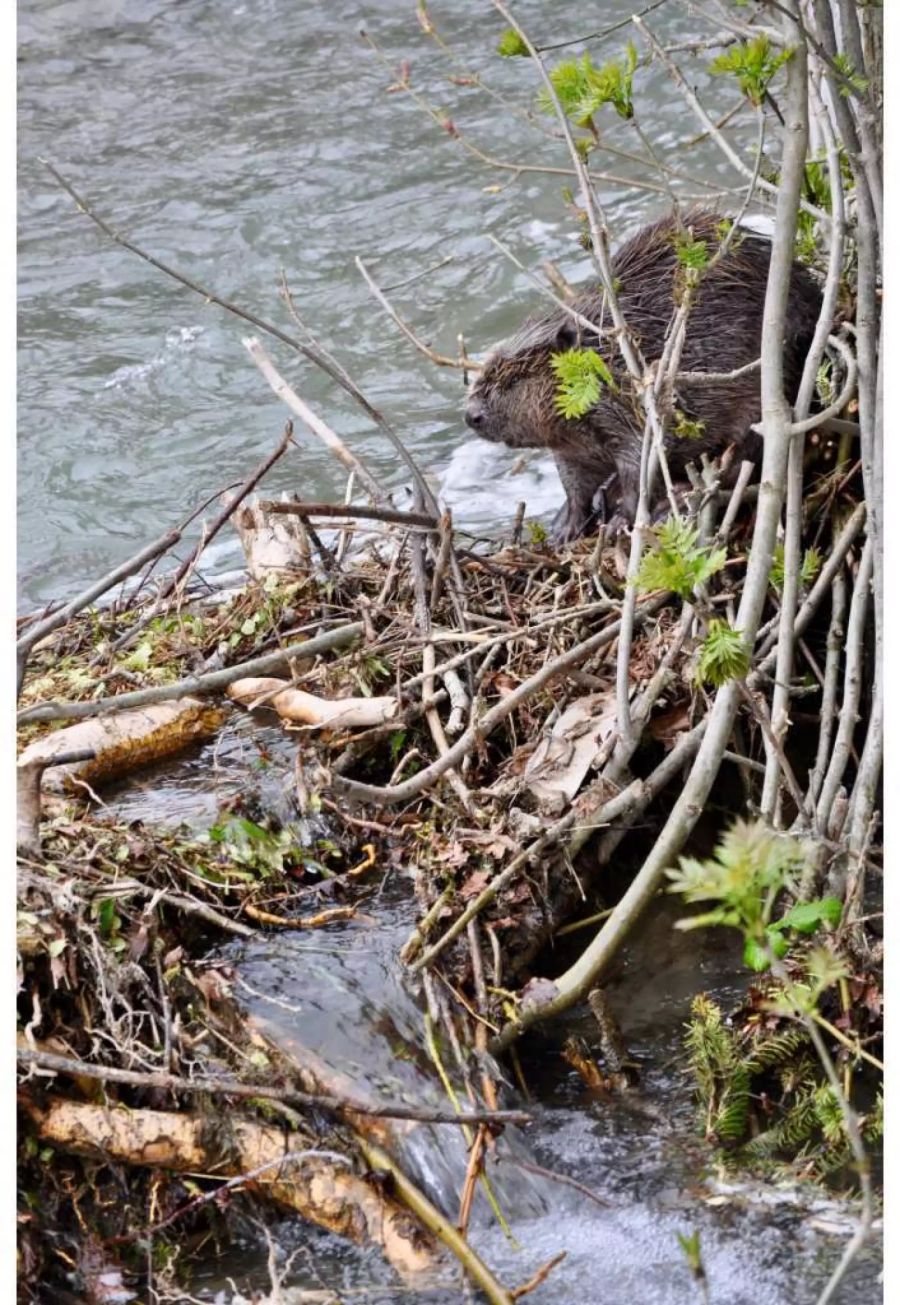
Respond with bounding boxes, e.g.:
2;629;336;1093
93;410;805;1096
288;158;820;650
465;210;823;538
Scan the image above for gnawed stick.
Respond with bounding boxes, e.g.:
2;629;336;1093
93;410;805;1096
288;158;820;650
228;676;398;729
16;749;96;858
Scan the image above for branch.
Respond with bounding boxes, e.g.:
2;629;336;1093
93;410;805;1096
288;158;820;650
259;499;439;530
16;1048;530;1126
243;337;387;505
17;622;364;725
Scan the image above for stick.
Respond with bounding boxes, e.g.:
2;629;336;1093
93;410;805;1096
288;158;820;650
356;255;475;370
243;338;387;505
260;499;439;530
17;622;364;725
16;529;180;696
16;1048;531;1126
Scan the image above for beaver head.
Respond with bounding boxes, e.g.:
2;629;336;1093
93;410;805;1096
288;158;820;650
464;314;603;451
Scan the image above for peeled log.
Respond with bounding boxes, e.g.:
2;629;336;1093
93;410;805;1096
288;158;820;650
26;1097;437;1279
18;699;226;794
228;677;397;728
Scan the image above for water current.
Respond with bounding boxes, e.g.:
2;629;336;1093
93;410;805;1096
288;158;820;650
20;0;754;609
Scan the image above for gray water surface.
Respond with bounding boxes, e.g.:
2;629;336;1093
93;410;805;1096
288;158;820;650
19;0;756;608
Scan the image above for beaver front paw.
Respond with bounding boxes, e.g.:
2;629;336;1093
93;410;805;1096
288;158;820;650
550;499;597;544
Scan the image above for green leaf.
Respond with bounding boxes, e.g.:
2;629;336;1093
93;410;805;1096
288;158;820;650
673;410;706;441
97;898;120;939
709;36;793;106
497;28;528;58
801;546;822;587
831;51;868;98
696;619;750;687
676;1229;704;1276
743;928;789;972
777;897;842;934
635;516;726;599
675;906;736;931
675;233;709;272
539;46;637;125
550;347;614;419
770;543;822;591
122;640;153;673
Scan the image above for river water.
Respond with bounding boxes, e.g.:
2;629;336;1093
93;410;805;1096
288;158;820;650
100;720;882;1305
18;0;756;609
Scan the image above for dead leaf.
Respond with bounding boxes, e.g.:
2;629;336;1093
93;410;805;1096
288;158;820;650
524;693;617;810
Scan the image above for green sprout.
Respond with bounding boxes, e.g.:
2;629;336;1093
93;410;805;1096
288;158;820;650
538;45;638;126
696;619;750;687
635;516;726;599
709;36;793;106
550;347;614;419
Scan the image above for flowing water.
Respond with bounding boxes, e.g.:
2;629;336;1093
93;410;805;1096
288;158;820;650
19;2;882;1300
19;0;758;608
100;721;881;1304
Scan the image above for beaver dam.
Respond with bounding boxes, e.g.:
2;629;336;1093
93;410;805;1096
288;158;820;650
17;3;882;1303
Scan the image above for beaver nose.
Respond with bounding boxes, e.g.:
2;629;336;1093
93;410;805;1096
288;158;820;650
465;398;486;430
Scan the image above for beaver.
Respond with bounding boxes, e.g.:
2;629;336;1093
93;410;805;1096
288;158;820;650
465;210;823;540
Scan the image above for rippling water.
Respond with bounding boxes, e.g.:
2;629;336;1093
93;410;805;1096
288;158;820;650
18;0;758;608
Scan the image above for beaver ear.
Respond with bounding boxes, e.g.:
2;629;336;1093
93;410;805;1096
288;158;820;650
553;319;580;351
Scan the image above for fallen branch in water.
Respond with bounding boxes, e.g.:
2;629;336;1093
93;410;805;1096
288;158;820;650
16;1048;532;1126
357;1136;516;1305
